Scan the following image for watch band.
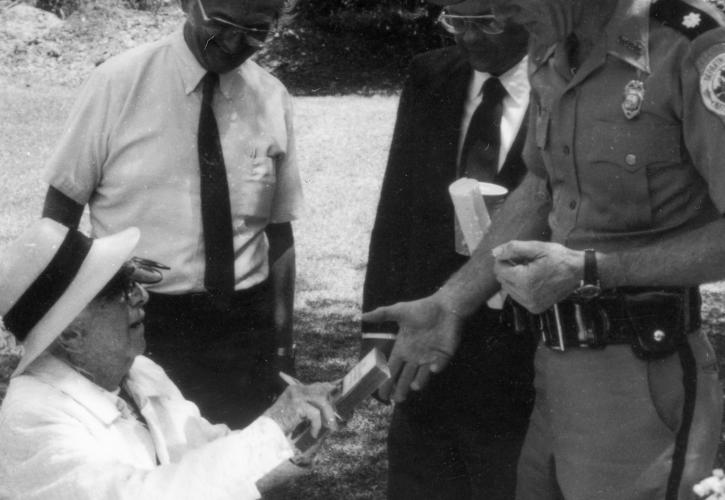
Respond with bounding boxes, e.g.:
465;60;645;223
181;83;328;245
571;249;601;301
583;248;598;286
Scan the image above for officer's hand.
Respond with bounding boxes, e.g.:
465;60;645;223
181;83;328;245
362;294;464;403
264;382;340;438
492;240;582;313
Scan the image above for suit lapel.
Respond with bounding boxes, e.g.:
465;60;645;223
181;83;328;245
429;48;472;179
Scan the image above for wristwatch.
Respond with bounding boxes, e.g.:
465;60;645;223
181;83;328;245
572;249;601;301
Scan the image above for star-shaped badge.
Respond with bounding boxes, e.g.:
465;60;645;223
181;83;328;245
683;12;702;28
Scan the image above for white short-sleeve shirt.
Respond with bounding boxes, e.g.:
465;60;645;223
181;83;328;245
45;29;304;294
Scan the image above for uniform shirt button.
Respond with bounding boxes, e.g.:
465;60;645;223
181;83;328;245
625;154;637;166
569;199;577;210
562;145;570;155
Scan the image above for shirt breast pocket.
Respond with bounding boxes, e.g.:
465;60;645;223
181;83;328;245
583;122;681;231
230;155;278;221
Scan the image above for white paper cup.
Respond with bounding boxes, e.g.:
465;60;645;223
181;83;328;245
478;182;508;214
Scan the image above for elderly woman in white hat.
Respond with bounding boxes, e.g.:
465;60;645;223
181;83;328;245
0;219;338;500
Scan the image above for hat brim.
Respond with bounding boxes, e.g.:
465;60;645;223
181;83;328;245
13;227;141;375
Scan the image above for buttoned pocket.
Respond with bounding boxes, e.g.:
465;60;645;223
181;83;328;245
585;122;680;172
232;156;277;220
581;122;681;230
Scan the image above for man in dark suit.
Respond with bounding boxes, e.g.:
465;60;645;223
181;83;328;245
361;1;534;498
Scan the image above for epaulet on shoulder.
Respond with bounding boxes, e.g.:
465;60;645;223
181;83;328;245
651;0;725;40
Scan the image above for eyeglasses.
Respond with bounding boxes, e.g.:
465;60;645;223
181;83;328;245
96;257;169;303
196;0;277;49
438;11;506;36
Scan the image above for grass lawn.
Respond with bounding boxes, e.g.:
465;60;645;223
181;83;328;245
0;77;397;499
3;73;725;499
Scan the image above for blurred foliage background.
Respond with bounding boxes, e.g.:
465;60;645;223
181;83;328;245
24;0;453;94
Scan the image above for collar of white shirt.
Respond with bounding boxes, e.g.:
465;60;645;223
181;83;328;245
467;55;530;106
458;56;530;168
170;28;243;100
24;354;126;425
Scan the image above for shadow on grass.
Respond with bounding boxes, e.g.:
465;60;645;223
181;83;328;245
271;297;390;499
294;297;362;382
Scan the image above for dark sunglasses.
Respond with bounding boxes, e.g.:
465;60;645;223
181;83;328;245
96;257;169;302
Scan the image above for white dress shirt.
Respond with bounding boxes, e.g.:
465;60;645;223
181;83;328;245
44;29;303;294
457;56;530;169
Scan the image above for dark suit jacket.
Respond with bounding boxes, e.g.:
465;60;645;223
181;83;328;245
362;46;534;424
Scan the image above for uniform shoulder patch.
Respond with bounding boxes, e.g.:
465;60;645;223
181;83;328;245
651;0;725;40
697;42;725;116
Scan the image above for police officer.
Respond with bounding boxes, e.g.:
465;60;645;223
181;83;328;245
364;0;725;498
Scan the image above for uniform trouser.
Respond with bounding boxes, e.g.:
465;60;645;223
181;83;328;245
516;330;723;500
143;281;276;430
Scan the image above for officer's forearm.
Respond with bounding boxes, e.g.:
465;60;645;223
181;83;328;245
599;216;725;288
438;172;552;316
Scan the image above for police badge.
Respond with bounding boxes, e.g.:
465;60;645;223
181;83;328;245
622;80;645;120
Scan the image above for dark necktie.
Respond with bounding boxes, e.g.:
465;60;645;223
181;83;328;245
198;72;235;295
460;77;507;183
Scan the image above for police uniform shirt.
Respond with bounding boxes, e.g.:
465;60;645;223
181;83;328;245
523;0;725;252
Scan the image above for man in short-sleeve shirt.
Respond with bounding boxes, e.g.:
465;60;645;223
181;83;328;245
43;0;301;428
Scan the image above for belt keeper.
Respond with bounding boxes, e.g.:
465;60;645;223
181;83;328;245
553;303;565;351
683;287;691;332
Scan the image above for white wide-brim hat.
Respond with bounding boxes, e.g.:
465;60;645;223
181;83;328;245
0;218;140;375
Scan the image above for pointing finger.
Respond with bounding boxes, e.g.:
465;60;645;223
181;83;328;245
361;305;396;324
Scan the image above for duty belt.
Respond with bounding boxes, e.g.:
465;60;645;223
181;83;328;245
511;287;701;359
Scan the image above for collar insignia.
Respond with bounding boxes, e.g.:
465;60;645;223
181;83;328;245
683;11;703;28
617;35;644;55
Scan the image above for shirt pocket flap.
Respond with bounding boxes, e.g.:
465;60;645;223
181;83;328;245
586;122;681;172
